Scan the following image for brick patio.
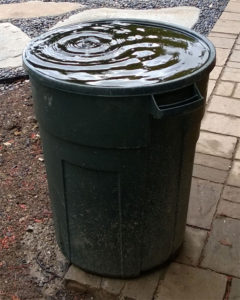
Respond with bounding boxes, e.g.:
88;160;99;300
64;0;240;299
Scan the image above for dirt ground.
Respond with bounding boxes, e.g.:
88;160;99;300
0;81;93;300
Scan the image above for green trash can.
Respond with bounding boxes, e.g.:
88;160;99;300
23;19;215;278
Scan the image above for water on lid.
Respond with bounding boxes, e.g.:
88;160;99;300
24;20;210;87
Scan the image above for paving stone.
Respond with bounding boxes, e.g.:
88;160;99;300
229;278;240;300
235;45;240;51
233;83;240;98
216;48;231;66
0;23;30;68
194;153;231;171
187;178;222;229
120;271;160;300
225;1;240;13
214;81;235;97
175;226;207;266
223;185;240;203
208;36;235;49
201;217;240;277
230;50;240;62
227;61;240;69
0;1;82;19
222;67;240;82
208;95;240;117
217;199;240;219
201;112;240;137
212;19;240;34
196;131;237;158
193;164;227;183
209;66;222;80
207;79;216;102
227;160;240;187
155;263;227;300
53;7;200;29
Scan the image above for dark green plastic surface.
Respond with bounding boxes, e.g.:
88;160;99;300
23;20;216;278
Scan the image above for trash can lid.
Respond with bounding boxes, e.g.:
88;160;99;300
23;19;216;96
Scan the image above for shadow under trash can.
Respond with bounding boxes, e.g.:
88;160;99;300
23;19;216;278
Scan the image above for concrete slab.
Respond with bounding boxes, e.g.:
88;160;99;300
201;217;240;277
52;7;200;29
155;263;227;300
0;23;30;68
0;1;83;19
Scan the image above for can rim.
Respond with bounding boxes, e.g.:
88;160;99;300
23;18;216;97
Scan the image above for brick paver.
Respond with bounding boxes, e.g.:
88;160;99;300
208;95;240;117
230;49;240;62
209;66;223;80
187;178;222;229
233;83;240;98
208;35;235;49
222;185;240;203
155;263;227;300
214;81;235;96
227;160;240;187
227;61;240;68
207;79;216;101
196;131;237;158
217;199;240;220
201;217;240;277
201;112;240;136
235;143;240;159
222;67;240;81
229;278;240;300
216;48;231;66
212;19;240;34
175;226;207;266
194;153;231;171
192;164;228;183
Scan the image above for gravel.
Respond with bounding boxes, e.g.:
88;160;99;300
0;0;229;82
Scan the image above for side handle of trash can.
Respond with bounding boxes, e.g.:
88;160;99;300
150;84;204;119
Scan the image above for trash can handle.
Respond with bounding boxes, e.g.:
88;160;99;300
150;84;204;119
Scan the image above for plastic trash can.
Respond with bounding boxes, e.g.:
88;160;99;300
23;19;216;278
